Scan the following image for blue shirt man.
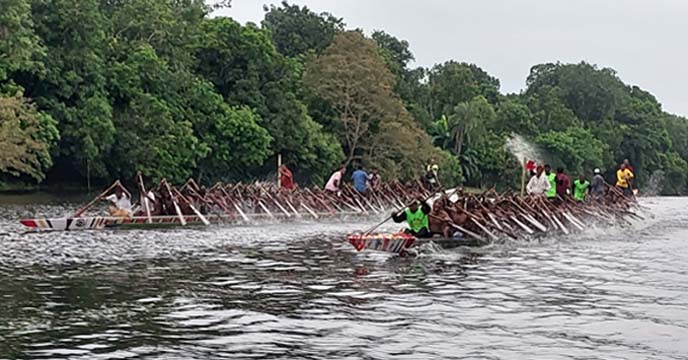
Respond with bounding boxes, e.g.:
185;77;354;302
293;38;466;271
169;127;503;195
351;167;369;193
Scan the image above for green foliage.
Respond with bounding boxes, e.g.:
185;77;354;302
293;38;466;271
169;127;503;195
0;0;45;89
0;93;58;181
26;0;115;178
536;127;607;175
1;3;687;195
428;61;500;120
262;1;344;58
195;17;340;181
494;99;537;136
658;152;688;195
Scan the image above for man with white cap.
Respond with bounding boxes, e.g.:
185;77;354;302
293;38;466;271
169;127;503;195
590;168;606;199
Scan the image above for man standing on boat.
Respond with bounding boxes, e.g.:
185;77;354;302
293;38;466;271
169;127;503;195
544;165;557;200
590;168;606;199
279;164;296;191
424;163;440;191
103;187;132;217
573;174;590;202
555;168;571;199
526;165;551;196
623;159;637;194
325;165;346;194
392;199;432;238
616;163;634;197
351;166;369;194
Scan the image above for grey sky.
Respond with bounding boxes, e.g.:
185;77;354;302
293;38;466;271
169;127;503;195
216;0;688;117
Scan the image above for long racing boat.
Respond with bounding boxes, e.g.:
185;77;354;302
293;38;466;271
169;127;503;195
20;211;359;231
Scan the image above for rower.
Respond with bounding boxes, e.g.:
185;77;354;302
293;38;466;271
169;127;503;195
573;174;590;202
279;164;296;191
392;199;432;238
325;165;346;195
102;187;132;217
429;195;453;238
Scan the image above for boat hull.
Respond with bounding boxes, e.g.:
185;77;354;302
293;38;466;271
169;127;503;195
347;233;482;254
20;212;358;231
20;215;210;231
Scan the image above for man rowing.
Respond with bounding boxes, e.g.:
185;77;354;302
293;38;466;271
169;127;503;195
351;166;369;194
591;168;606;199
573;174;590;202
392;198;432;238
429;194;454;238
544;165;557;200
616;163;634;197
325;165;346;195
102;187;132;217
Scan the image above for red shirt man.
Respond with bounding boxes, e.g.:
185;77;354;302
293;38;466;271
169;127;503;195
279;165;296;190
555;168;571;198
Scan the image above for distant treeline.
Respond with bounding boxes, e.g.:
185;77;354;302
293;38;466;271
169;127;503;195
1;0;687;194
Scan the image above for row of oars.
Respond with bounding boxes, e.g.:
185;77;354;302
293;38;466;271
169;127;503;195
74;175;436;225
428;188;641;243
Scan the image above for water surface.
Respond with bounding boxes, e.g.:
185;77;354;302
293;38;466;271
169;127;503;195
0;195;686;359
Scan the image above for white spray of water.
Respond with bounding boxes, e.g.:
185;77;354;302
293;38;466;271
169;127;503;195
643;170;665;196
505;133;544;164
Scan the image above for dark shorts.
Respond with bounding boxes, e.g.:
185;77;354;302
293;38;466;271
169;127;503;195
618;186;633;197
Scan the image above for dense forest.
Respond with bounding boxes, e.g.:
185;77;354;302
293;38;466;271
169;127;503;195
2;0;688;194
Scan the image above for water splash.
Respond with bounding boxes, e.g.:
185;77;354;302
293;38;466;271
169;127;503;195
505;133;544;165
643;170;665;196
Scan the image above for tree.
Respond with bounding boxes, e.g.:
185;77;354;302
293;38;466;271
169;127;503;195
0;93;58;181
536;127;607;174
526;62;626;123
304;31;398;165
195;18;344;182
372;30;414;77
262;1;344;58
494;98;537;136
445;95;496;156
186;83;272;182
21;0;115;182
0;0;45;89
427;61;500;121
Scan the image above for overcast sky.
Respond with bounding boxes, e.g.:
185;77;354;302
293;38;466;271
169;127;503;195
216;0;688;116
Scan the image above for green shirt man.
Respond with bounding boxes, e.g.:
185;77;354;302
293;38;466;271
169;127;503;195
545;166;556;198
573;177;590;201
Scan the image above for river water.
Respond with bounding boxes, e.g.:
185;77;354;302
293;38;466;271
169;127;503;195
0;195;687;359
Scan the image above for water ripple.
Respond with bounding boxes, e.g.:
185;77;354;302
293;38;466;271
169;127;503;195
1;197;687;359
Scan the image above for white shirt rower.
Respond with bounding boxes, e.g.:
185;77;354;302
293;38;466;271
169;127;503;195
325;167;346;193
105;191;132;216
527;167;551;196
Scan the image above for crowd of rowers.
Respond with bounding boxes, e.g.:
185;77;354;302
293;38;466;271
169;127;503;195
99;160;635;235
388;159;638;240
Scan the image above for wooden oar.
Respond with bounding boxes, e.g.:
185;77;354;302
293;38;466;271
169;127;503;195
218;186;250;222
446;222;487;243
136;172;153;224
73;180;121;217
162;180;186;226
173;187;210;226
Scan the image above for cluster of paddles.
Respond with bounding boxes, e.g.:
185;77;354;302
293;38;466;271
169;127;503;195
19;177;438;231
348;187;643;254
142;178;437;220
